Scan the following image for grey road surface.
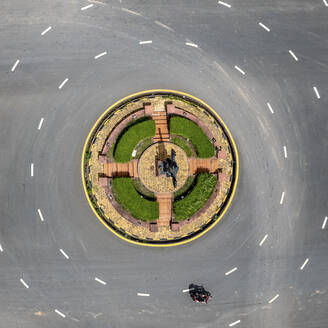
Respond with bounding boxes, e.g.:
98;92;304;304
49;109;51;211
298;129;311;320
0;0;327;327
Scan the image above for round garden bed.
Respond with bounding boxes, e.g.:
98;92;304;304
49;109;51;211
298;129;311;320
82;90;238;246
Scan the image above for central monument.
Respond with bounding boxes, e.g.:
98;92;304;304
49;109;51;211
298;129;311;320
158;148;179;188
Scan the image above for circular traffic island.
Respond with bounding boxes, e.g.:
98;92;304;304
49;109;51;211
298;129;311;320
82;90;238;246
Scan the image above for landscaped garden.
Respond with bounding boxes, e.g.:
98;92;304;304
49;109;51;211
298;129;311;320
113;118;155;162
173;172;218;221
112;177;159;221
169;116;215;158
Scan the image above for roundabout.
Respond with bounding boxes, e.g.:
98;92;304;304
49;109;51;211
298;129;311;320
82;90;238;246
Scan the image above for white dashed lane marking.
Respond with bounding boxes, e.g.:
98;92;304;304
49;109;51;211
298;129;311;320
154;20;174;32
218;1;231;8
30;163;34;177
182;288;192;293
300;258;309;271
94;51;107;59
185;42;198;48
54;309;66;318
323;0;328;7
284;146;288;158
121;8;141;16
137;293;150;297
0;244;3;252
259;234;268;246
11;59;20;72
225;267;238;276
267;102;274;114
81;4;94;11
268;294;279;304
288;50;298;61
229;320;241;327
20;278;29;289
95;277;107;285
37;209;44;222
41;26;52;36
58;78;69;89
59;249;69;259
234;65;245;75
267;103;274;114
258;22;270;32
37;118;44;130
280;191;285;205
313;86;320;99
322;216;328;229
139;40;152;45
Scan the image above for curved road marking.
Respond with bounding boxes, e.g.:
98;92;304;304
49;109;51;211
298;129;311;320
11;59;20;72
95;277;107;285
268;294;279;303
313;86;320;99
37;209;44;222
259;234;268;246
154;20;174;32
54;309;66;318
185;42;198;48
258;22;270;32
58;78;69;89
300;258;309;270
267;102;274;114
81;4;94;11
37;118;44;130
41;26;52;36
225;267;238;276
288;50;298;61
59;249;69;259
20;278;29;289
218;1;231;8
234;65;245;75
94;51;107;59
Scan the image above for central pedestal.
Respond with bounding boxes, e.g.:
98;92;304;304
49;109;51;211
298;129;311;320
137;142;189;194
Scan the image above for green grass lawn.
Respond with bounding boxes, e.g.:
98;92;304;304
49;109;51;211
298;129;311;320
113;119;155;162
174;176;195;199
169;116;215;158
171;136;194;157
173;173;217;221
112;177;159;221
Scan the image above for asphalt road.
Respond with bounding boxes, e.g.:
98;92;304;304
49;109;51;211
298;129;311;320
0;0;327;327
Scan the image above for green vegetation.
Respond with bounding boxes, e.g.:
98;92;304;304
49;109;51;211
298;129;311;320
134;137;154;159
113;119;155;162
131;178;155;199
171;136;194;157
174;176;195;199
112;177;159;221
173;173;217;221
169;116;215;158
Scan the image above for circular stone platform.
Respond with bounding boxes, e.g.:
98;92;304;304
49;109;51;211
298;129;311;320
138;142;189;193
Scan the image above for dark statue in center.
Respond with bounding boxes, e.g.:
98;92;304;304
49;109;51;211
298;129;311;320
158;149;179;188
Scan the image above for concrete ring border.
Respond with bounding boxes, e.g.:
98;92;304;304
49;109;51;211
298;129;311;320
81;89;239;247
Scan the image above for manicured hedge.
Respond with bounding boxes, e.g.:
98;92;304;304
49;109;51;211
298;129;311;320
112;177;159;221
173;173;217;221
114;119;155;162
169;116;215;158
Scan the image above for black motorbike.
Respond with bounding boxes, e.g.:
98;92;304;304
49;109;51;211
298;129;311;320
189;284;212;304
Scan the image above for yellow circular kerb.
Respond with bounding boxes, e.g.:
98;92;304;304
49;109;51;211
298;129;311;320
81;90;239;247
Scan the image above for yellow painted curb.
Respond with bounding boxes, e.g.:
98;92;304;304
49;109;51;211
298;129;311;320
81;90;239;247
